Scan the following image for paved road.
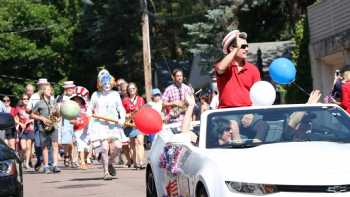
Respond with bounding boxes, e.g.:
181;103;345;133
24;164;146;197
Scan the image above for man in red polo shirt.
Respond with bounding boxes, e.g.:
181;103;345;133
215;30;260;108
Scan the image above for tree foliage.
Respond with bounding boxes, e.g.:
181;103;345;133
286;17;312;103
0;0;316;100
0;0;75;96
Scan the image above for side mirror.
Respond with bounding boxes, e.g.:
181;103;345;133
0;113;16;130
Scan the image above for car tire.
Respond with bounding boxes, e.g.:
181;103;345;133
15;189;23;197
146;169;158;197
196;185;208;197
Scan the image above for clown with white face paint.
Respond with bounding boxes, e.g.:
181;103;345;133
88;69;127;180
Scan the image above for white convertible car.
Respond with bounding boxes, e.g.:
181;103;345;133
146;104;350;197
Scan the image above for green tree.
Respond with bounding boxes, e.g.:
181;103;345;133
286;17;312;103
0;0;75;96
181;3;240;68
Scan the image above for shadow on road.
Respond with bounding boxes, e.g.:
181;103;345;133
69;177;118;181
57;183;104;189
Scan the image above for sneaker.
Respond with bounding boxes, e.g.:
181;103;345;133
24;163;31;170
52;166;61;173
103;172;112;180
64;157;70;167
71;161;79;168
34;161;42;172
86;157;92;165
108;164;116;176
43;166;50;174
80;163;88;170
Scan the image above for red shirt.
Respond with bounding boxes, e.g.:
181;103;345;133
341;81;350;114
122;96;145;113
216;61;260;108
14;106;34;132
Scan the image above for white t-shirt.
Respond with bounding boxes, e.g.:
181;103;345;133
210;94;219;109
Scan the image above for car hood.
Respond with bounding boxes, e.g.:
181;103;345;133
205;142;350;185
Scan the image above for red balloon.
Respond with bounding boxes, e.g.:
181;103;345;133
134;107;162;134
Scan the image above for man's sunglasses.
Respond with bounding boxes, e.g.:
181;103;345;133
240;44;249;49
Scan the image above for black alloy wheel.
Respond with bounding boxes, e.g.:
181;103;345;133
196;185;208;197
146;169;158;197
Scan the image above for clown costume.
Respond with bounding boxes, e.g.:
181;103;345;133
87;69;127;180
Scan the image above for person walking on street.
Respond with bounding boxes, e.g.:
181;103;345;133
56;81;78;168
88;69;127;180
215;30;260;108
162;68;193;123
27;78;50;171
122;82;145;169
30;83;61;173
14;94;34;169
3;96;16;149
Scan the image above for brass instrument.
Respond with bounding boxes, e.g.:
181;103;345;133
169;101;188;118
124;110;138;128
36;105;60;134
43;113;60;132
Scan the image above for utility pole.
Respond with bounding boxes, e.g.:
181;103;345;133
141;0;152;102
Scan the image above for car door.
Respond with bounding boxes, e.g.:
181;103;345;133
159;142;193;197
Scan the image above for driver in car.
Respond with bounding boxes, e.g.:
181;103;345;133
216;114;269;145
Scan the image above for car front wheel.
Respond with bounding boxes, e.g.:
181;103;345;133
146;169;158;197
196;185;208;197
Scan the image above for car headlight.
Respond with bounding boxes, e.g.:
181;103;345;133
225;181;278;195
0;160;17;176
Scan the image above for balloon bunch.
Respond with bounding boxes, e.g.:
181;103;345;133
249;58;296;106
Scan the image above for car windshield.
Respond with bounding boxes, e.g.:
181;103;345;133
206;105;350;148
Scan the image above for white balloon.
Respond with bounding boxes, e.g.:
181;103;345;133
250;81;276;106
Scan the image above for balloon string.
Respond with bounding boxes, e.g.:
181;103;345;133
292;82;310;96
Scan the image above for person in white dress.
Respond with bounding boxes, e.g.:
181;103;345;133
87;69;127;180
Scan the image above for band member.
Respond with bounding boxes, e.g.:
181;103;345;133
30;84;61;173
122;82;145;169
162;68;192;123
88;69;127;180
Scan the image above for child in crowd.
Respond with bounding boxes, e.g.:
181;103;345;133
70;95;91;170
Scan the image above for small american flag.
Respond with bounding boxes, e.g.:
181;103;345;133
166;180;178;197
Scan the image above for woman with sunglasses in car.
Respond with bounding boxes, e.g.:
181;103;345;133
214;30;261;109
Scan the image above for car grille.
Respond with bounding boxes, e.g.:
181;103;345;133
277;185;350;193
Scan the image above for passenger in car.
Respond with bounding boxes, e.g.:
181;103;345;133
239;114;269;142
286;90;322;141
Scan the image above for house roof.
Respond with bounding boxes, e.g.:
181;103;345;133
247;40;294;69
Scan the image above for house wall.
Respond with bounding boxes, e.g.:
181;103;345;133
308;0;350;97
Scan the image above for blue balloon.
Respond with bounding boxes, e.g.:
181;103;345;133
269;58;296;84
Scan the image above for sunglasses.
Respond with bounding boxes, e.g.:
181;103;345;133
3;99;10;102
240;44;249;49
22;98;29;100
230;43;249;50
